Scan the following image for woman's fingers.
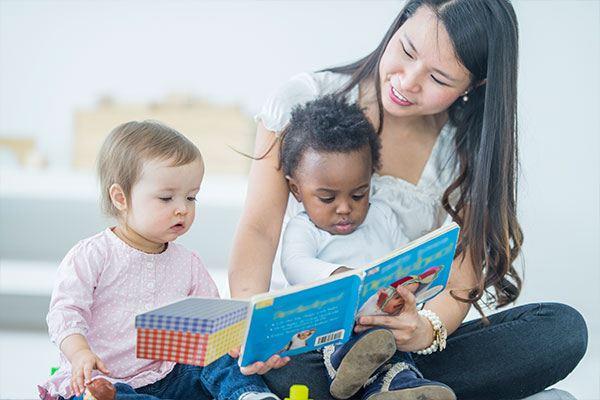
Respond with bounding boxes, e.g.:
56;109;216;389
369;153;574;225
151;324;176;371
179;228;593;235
240;361;263;376
273;356;290;369
357;314;400;329
396;286;417;312
239;354;290;375
257;354;281;374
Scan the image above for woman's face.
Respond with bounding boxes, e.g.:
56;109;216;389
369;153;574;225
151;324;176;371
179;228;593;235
378;6;472;119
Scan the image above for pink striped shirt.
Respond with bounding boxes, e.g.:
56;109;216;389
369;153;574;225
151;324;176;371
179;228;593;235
38;228;219;399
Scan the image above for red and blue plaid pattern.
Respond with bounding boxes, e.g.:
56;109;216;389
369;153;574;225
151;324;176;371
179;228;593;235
136;328;210;366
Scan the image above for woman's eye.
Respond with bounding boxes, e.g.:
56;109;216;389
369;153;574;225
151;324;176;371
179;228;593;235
431;75;448;86
319;197;335;204
401;42;414;59
159;197;172;202
187;196;197;202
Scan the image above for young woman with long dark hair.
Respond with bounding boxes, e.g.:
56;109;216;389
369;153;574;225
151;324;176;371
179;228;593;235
228;1;587;398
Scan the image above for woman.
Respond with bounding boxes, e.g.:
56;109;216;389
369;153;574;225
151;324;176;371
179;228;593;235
228;1;587;399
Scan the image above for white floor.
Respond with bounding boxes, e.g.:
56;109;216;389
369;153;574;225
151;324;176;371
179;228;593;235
0;266;598;399
1;321;597;399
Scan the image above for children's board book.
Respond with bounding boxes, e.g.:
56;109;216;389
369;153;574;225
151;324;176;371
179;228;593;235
136;222;460;367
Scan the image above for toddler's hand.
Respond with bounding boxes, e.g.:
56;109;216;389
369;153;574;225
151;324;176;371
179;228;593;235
70;349;111;396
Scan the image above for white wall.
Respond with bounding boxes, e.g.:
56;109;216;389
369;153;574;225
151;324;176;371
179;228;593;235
0;1;598;398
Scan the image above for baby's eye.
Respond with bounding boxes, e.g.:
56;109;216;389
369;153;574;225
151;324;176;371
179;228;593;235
318;197;335;204
187;196;197;202
352;194;366;201
159;197;172;202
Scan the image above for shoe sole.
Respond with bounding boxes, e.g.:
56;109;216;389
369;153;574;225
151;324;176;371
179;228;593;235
330;329;397;399
366;385;457;400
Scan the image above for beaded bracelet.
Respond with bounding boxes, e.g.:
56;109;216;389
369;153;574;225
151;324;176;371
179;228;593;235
414;309;447;355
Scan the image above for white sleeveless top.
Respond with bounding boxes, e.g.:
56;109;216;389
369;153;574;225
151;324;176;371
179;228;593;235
256;71;460;289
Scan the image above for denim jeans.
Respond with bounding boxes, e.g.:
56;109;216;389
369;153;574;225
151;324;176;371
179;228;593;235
263;302;588;400
67;355;270;400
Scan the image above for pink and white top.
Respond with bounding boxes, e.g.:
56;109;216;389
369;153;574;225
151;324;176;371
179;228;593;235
38;228;219;400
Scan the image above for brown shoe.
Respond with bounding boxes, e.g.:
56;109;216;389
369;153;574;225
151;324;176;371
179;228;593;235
328;328;397;399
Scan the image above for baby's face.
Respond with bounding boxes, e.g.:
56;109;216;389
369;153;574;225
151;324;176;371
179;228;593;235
126;158;204;245
289;147;371;235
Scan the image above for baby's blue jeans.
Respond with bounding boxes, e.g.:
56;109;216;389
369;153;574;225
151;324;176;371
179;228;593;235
67;355;269;400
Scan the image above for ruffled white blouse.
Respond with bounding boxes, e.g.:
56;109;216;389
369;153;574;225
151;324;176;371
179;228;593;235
255;71;459;289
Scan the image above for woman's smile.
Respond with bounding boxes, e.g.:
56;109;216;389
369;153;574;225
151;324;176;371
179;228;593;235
389;84;414;106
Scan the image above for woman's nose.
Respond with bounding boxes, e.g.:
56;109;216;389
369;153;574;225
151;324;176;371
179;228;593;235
399;66;422;93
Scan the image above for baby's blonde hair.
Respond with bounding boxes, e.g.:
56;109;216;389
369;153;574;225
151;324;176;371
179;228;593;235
97;120;202;218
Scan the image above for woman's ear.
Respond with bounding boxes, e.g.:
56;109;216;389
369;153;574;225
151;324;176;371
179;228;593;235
286;175;302;202
109;183;128;212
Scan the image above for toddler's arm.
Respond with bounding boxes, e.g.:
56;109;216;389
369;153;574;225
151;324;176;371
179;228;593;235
60;334;110;396
281;215;345;285
47;241;107;395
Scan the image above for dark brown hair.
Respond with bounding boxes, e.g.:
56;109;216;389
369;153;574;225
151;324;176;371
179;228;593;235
327;0;523;312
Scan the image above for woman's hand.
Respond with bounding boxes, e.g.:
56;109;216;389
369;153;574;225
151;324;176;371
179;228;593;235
228;346;290;375
354;286;434;352
69;348;110;396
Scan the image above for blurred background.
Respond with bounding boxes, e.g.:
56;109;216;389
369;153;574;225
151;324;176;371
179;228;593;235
0;0;598;399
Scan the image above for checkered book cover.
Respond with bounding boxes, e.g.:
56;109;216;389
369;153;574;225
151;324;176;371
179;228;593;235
136;320;247;366
135;297;248;334
135;297;249;366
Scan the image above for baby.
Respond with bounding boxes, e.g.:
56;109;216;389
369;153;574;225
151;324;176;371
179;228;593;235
38;121;278;400
279;96;455;400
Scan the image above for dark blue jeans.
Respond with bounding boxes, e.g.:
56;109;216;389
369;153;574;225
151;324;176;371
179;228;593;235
263;303;588;400
68;356;270;400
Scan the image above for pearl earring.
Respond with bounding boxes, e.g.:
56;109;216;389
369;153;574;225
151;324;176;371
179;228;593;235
462;91;469;102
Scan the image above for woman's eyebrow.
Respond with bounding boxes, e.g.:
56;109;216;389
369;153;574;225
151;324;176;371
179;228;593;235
404;34;458;82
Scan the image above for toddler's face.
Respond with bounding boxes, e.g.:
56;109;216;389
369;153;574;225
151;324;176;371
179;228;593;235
126;158;204;245
288;147;371;235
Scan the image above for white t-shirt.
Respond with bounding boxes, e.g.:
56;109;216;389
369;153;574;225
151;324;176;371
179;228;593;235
255;71;460;290
281;200;408;286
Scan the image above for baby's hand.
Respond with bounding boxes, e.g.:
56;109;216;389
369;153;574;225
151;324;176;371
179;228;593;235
70;349;111;396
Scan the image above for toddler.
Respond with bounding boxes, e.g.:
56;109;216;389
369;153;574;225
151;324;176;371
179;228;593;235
38;121;278;400
279;96;455;400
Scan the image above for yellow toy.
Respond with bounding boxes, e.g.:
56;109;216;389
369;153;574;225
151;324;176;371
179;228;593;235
285;384;312;400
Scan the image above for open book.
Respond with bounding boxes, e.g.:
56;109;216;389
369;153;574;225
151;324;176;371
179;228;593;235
135;223;459;367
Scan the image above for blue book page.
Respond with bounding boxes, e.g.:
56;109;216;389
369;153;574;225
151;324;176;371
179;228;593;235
357;224;460;318
240;273;361;367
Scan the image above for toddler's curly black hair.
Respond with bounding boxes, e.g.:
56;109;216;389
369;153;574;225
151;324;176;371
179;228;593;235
279;95;381;177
